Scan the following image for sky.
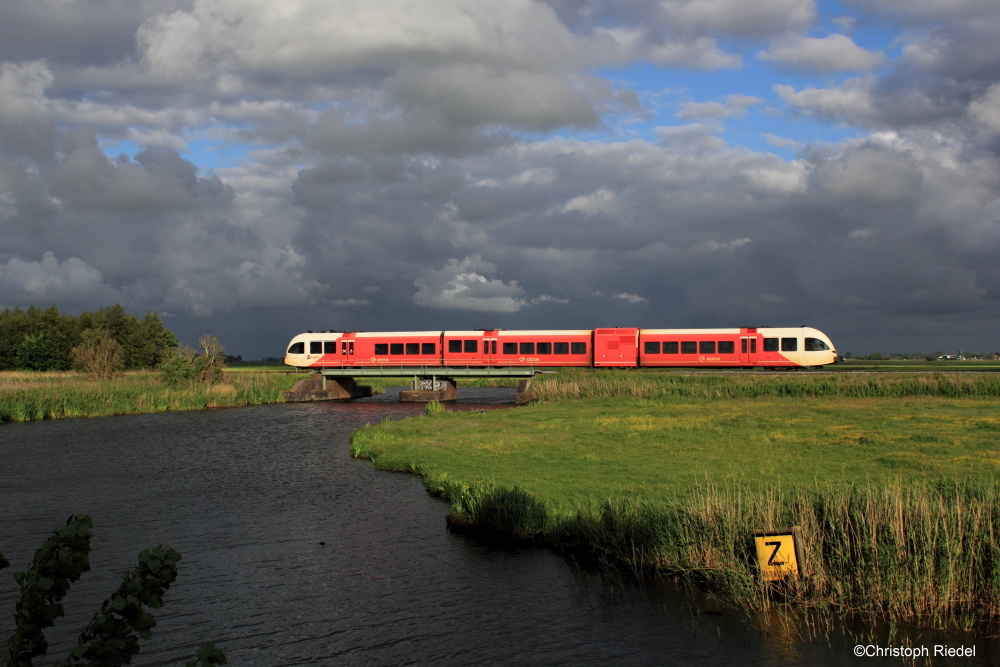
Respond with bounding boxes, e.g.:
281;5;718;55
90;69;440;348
2;0;1000;359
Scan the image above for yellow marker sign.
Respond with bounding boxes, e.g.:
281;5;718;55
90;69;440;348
754;532;800;581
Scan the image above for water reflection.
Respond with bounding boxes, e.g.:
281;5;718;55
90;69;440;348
0;394;994;665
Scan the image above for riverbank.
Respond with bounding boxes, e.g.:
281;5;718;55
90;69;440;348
0;370;304;422
350;371;1000;629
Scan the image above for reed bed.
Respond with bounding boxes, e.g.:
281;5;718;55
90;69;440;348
437;478;1000;628
526;370;1000;402
0;370;297;422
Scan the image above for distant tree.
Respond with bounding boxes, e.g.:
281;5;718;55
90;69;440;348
1;304;178;372
72;329;123;380
195;335;225;385
15;334;65;371
159;336;225;386
123;312;178;370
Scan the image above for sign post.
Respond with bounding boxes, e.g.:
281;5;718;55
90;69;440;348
753;526;804;582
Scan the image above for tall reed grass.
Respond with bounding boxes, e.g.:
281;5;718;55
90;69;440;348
437;477;1000;628
0;371;298;422
525;371;1000;402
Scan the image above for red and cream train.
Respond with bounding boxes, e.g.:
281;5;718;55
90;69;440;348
283;326;838;370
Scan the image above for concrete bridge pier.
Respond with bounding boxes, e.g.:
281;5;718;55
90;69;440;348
514;376;535;405
284;374;372;402
399;377;457;402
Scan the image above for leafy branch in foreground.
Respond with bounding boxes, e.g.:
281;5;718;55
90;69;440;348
3;515;226;667
56;545;181;666
7;515;93;665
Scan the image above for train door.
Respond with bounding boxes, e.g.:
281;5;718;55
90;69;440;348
594;328;638;366
740;334;757;366
340;334;356;366
483;333;499;366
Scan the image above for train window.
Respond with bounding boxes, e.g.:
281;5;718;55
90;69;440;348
571;342;587;354
664;341;678;354
324;341;337;354
537;342;552;354
448;340;462;353
520;342;534;354
805;338;829;351
287;342;304;354
490;341;497;354
422;343;436;354
503;342;517;354
699;341;715;354
644;341;660;354
310;341;322;354
751;339;756;353
741;339;747;353
391;343;404;355
763;338;779;352
375;343;388;355
681;341;697;354
719;341;734;354
554;342;569;354
464;340;478;353
406;343;419;354
781;338;798;352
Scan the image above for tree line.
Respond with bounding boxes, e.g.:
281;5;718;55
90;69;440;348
0;304;178;372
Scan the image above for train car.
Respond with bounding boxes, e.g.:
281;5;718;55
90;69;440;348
492;330;593;367
283;326;838;370
638;326;836;369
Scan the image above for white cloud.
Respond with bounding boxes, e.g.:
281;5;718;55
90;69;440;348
563;187;616;216
759;34;885;73
0;252;118;305
414;254;529;312
655;123;727;153
677;94;762;121
0;61;52;123
613;292;648;304
762;133;802;150
774;81;879;125
968;83;1000;137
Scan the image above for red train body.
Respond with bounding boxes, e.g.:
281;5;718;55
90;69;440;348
284;326;838;370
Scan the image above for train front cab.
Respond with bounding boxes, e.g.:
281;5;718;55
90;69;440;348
747;327;837;368
283;331;344;368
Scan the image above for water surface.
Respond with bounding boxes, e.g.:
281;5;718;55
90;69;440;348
1;391;994;665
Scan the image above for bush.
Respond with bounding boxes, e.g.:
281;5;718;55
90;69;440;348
159;336;225;386
72;329;122;380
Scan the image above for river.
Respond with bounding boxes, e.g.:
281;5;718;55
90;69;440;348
1;389;995;665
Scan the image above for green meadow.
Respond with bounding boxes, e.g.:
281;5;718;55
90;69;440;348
351;371;1000;628
0;370;303;422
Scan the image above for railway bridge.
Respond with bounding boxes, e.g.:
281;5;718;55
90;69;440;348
284;366;542;403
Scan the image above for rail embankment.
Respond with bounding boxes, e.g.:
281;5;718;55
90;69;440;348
0;370;302;422
350;371;1000;629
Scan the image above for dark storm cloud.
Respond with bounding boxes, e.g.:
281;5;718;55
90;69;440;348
0;0;188;66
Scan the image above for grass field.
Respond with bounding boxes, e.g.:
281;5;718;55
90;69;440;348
0;369;304;422
351;371;1000;628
